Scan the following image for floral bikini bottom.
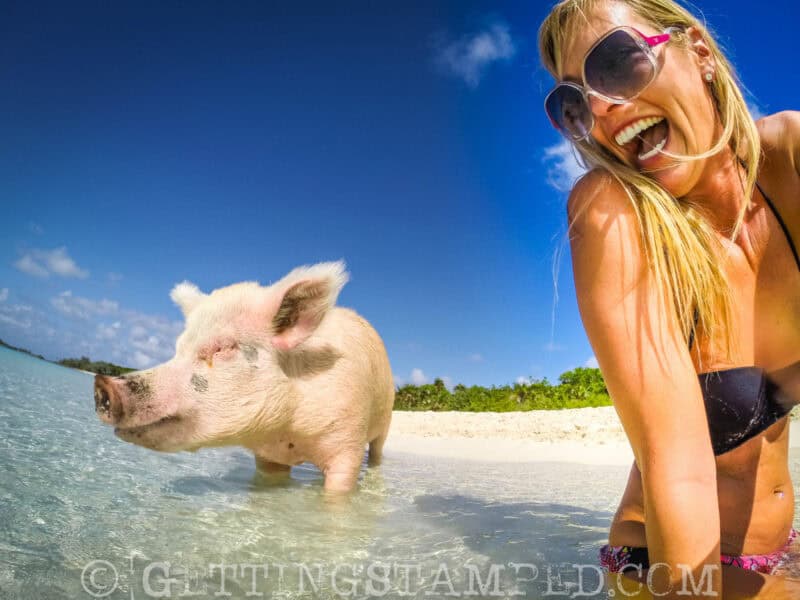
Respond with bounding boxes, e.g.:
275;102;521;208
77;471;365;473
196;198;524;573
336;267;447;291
600;529;799;575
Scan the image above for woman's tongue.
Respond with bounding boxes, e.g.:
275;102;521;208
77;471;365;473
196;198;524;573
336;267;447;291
637;119;669;161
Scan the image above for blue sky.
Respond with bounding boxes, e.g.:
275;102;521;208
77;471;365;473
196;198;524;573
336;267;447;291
1;0;797;387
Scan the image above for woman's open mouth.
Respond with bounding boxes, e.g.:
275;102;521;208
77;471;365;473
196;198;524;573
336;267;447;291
615;117;670;165
636;118;669;162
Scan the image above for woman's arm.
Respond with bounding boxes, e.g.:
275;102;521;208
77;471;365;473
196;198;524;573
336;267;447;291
568;170;721;596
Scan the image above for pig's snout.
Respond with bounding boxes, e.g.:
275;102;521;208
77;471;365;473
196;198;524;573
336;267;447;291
94;375;122;424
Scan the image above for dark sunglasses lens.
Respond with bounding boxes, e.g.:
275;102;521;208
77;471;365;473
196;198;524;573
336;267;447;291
584;29;654;98
546;85;591;140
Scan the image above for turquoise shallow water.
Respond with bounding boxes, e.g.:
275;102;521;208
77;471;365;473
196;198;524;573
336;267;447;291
1;346;798;600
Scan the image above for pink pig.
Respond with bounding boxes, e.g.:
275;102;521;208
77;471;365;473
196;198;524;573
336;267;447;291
93;261;394;492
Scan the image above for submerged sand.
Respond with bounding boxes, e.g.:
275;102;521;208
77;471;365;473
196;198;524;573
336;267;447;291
385;407;800;466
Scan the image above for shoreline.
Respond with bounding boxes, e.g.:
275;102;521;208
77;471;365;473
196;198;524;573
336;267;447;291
385;408;800;466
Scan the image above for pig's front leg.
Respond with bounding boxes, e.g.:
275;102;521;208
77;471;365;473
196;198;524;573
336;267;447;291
321;452;364;493
255;456;292;479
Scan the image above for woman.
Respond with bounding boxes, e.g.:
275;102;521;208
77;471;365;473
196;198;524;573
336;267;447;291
538;0;800;597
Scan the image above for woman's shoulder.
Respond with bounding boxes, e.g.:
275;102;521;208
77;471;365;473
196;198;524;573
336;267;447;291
756;111;800;175
756;110;800;141
567;168;639;234
567;169;649;278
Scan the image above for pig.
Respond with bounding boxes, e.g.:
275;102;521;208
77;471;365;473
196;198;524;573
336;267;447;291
93;261;394;492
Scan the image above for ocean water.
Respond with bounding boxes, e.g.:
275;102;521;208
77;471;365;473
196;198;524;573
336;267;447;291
0;346;797;600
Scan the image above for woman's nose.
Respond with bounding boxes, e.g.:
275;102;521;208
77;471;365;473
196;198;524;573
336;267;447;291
587;94;622;117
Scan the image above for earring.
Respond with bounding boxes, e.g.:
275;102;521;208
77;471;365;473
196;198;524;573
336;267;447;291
704;72;714;82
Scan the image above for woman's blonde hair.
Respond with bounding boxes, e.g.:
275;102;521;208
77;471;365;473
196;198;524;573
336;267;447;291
539;0;760;361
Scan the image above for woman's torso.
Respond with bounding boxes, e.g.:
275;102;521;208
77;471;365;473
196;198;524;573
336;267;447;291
609;118;800;555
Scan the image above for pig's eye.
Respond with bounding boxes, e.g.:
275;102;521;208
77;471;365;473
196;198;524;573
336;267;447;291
198;340;239;365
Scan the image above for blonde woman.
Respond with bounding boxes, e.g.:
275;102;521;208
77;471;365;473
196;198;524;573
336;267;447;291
539;0;800;597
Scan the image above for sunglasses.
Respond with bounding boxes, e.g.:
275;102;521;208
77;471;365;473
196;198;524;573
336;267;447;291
545;26;679;141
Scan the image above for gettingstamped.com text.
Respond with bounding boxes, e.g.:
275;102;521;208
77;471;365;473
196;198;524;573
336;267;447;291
80;554;720;598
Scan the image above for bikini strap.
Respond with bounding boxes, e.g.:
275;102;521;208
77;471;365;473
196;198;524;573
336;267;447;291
690;181;799;350
756;181;800;272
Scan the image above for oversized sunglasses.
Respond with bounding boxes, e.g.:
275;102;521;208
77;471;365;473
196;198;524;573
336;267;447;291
544;26;679;141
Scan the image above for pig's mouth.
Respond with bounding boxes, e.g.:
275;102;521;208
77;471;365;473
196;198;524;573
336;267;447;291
114;414;181;436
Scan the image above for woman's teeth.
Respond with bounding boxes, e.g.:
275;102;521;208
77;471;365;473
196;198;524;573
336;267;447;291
612;116;669;162
638;137;667;160
614;116;664;146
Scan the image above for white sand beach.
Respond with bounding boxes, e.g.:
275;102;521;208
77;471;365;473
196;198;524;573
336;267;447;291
385;407;800;466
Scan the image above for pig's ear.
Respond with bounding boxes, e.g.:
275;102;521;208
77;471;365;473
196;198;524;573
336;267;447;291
170;281;206;317
270;261;349;351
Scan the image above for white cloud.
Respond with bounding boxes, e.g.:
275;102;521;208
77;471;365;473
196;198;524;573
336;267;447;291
107;272;124;285
0;300;34;329
748;103;765;121
96;321;121;341
468;353;483;363
68;302;180;369
121;311;183;368
516;376;531;385
410;368;430;386
436;22;516;88
0;313;32;329
543;139;588;192
396;369;455;388
14;247;89;279
543;342;565;352
126;312;182;343
4;304;31;313
51;291;119;320
28;222;44;235
14;254;49;278
131;334;162;354
584;356;599;368
131;351;153;369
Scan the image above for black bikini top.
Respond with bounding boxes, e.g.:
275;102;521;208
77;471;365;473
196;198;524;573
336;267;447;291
698;181;799;455
700;366;793;455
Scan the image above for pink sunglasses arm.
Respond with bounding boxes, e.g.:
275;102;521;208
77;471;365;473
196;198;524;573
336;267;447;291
639;28;677;47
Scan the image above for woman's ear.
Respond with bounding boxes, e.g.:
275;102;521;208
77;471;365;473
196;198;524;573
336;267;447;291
685;26;716;76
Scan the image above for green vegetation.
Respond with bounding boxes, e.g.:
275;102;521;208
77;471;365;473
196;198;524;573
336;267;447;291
58;357;135;376
0;338;46;361
395;367;611;412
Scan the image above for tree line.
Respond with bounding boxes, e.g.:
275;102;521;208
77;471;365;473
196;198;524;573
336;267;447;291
1;340;134;376
0;338;46;361
395;367;610;411
58;356;135;376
